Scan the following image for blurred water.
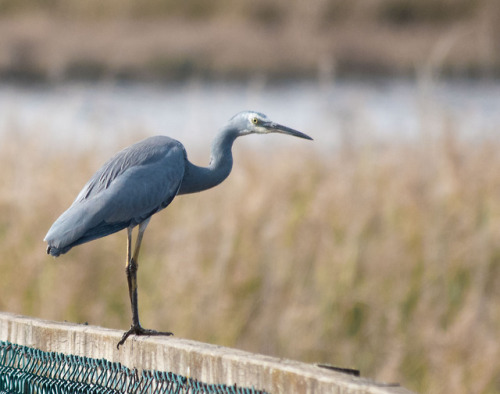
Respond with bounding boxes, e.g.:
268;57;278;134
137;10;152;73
0;78;499;155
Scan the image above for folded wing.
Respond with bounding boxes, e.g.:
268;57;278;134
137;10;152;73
45;136;186;256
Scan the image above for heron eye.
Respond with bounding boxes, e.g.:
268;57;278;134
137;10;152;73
251;117;258;125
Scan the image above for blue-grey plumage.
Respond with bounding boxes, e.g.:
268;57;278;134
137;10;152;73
44;136;186;256
45;111;311;257
43;110;312;347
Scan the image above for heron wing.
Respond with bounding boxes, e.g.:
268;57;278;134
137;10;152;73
45;136;186;255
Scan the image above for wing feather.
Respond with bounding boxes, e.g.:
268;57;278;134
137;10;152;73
45;136;186;256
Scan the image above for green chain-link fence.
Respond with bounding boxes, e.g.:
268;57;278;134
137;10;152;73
0;341;266;394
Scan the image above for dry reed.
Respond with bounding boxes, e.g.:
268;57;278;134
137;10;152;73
0;127;499;393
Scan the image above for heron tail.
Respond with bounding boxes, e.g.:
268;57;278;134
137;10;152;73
46;244;65;257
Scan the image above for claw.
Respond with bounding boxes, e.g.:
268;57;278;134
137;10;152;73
117;325;173;349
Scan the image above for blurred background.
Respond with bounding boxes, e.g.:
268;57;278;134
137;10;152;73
1;1;500;393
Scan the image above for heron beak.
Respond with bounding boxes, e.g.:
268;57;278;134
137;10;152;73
266;122;313;140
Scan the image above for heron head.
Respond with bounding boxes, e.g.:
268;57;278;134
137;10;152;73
231;111;312;140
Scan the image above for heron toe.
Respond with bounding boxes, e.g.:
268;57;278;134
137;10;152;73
117;324;174;348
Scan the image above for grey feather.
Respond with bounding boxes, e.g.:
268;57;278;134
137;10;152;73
45;111;312;257
45;136;186;256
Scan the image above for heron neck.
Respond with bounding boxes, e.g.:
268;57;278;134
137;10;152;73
177;126;238;195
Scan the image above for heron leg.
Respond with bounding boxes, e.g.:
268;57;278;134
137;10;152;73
117;219;173;349
125;226;135;321
129;221;145;328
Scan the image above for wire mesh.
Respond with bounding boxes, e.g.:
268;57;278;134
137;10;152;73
0;341;266;394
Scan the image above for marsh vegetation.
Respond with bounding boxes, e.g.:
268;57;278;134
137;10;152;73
0;1;499;392
1;92;499;392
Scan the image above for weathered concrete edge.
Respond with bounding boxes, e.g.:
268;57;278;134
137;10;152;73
0;312;413;394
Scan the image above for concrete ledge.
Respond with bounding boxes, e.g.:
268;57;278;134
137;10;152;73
0;312;413;393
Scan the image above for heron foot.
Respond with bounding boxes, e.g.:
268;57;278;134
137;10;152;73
117;325;173;349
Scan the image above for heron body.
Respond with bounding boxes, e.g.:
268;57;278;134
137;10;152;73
44;111;312;347
46;136;185;256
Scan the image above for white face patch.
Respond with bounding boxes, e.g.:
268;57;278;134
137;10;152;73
247;112;271;133
229;111;271;135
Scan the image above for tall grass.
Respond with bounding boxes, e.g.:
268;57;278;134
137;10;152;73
1;127;499;393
